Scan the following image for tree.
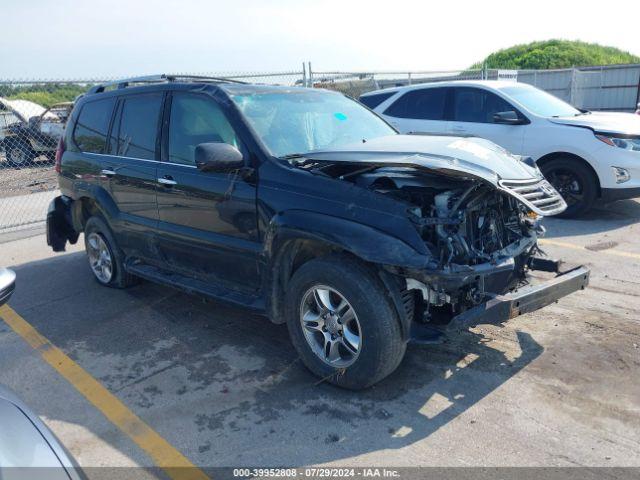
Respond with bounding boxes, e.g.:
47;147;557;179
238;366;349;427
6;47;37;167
473;40;640;70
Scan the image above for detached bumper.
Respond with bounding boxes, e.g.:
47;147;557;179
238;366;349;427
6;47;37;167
450;265;590;329
46;196;79;252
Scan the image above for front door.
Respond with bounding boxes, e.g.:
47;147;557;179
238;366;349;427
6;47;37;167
155;91;260;291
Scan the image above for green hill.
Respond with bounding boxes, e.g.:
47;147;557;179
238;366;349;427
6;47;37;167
473;40;640;70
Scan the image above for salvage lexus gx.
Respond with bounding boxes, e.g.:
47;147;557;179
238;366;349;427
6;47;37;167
46;75;589;389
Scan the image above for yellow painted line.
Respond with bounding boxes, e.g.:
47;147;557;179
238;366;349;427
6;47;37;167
0;304;209;480
539;239;640;261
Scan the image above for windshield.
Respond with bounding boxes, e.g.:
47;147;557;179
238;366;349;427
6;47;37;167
500;85;581;118
231;89;396;157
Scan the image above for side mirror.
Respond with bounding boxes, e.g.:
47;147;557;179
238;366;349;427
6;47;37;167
0;268;16;307
195;142;245;173
493;110;524;125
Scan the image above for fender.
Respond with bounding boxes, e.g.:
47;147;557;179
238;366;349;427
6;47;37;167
263;210;432;270
70;183;121;227
262;210;430;335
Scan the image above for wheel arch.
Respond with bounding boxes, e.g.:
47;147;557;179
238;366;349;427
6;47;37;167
263;211;421;340
70;186;120;231
536;151;602;197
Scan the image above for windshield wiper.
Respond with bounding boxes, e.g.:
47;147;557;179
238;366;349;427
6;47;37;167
551;110;591;118
279;153;307;161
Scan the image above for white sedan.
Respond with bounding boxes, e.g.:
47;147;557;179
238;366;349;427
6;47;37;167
361;81;640;217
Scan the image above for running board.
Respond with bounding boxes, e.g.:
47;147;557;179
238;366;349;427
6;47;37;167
125;262;265;311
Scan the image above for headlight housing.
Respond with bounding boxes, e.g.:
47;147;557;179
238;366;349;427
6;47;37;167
595;133;640;151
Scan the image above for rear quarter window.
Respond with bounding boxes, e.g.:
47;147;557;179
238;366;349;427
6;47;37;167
359;92;396;109
72;98;116;153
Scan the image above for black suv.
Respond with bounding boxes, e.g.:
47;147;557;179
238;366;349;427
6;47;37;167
47;75;589;389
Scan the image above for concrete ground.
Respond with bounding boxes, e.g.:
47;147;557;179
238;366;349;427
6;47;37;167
0;199;639;475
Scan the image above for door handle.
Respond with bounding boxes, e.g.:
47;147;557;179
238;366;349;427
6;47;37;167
101;168;116;176
158;176;177;186
452;126;467;133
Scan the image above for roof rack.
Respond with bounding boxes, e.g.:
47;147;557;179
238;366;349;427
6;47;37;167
87;74;247;94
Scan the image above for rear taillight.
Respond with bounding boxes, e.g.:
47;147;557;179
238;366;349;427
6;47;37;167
54;137;65;173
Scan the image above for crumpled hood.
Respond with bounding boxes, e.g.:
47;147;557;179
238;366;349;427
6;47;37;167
303;134;542;184
302;134;566;216
549;112;640;135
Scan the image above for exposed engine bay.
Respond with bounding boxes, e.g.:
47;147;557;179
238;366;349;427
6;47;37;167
297;159;562;323
352;167;541;268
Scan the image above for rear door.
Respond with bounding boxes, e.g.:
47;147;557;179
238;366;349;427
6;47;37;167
448;87;526;155
103;92;163;259
380;87;450;134
155;91;260;291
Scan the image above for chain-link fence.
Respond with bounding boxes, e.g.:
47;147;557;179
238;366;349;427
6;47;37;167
1;65;639;232
311;69;490;98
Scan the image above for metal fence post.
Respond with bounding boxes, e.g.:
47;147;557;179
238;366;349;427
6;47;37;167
636;71;640;110
570;68;576;106
302;62;307;87
308;62;313;88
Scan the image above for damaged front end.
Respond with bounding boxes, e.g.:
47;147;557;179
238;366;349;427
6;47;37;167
295;138;589;332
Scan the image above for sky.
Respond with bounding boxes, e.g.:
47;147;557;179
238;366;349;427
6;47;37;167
1;0;639;79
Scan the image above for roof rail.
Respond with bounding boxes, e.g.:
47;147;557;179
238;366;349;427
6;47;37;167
87;74;247;94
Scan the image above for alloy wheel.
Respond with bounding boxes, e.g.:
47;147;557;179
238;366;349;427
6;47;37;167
86;233;114;283
545;167;584;207
299;285;362;368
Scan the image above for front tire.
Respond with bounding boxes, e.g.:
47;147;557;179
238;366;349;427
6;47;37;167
84;216;137;288
540;157;598;218
285;255;406;390
5;140;35;168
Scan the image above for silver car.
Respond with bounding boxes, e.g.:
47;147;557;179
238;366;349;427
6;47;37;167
0;268;84;479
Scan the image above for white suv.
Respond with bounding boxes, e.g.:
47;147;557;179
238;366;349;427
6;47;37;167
361;81;640;217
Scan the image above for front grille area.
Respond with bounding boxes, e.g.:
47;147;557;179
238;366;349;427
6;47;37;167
499;178;567;216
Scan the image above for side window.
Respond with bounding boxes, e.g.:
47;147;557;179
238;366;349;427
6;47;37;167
359;92;395;109
72;98;116;153
452;88;515;124
383;88;447;120
167;93;239;166
112;93;163;160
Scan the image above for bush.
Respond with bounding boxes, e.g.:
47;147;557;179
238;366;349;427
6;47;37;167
473;40;640;70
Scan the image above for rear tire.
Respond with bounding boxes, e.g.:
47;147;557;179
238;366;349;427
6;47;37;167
285;254;406;390
540;157;598;218
84;216;137;288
